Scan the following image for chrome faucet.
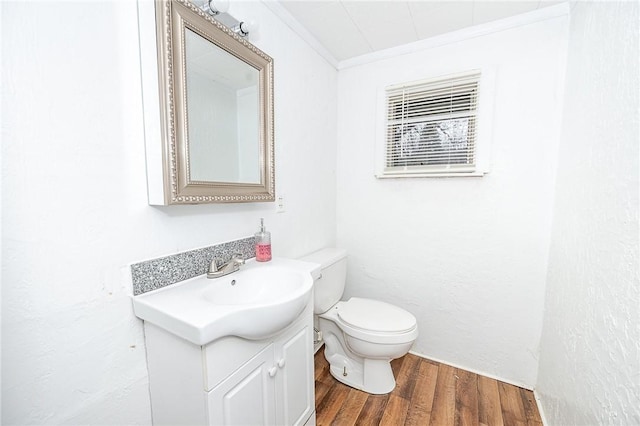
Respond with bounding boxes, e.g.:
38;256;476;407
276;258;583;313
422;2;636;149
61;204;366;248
207;253;245;279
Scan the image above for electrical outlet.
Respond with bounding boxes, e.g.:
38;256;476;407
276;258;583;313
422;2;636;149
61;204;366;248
276;195;285;213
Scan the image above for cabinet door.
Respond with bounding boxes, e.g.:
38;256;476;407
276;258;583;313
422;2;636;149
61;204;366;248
208;344;276;426
276;325;314;426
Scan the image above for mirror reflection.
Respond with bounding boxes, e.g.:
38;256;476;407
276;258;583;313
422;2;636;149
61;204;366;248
185;29;261;184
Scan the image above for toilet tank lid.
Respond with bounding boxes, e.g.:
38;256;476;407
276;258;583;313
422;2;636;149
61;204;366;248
300;248;347;269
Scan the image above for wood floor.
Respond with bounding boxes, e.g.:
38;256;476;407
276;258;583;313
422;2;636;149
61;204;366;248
314;350;543;426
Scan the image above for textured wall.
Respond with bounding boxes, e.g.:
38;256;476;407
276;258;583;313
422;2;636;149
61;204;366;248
536;2;640;424
336;16;569;388
1;1;337;424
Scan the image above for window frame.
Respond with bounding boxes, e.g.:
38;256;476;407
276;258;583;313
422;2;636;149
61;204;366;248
375;69;495;178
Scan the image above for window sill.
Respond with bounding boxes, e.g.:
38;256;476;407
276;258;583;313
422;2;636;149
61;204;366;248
375;171;487;179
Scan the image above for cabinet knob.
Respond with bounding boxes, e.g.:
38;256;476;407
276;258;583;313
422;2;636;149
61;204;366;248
277;358;285;368
268;366;277;377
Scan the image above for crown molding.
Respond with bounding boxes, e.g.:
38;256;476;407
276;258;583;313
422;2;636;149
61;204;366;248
261;0;340;68
262;1;569;72
338;2;570;70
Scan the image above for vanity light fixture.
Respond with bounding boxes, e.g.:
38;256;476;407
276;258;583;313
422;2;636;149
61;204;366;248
200;0;256;38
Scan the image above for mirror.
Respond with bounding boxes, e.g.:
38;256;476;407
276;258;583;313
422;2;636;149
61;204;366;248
185;29;261;184
141;0;274;204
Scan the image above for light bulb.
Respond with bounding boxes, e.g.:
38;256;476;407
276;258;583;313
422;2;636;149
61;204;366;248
209;0;229;14
239;19;257;36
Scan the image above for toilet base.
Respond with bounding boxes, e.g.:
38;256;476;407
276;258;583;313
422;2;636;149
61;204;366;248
327;356;396;394
320;318;400;394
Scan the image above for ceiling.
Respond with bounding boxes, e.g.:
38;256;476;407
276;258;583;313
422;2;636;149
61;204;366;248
276;1;564;63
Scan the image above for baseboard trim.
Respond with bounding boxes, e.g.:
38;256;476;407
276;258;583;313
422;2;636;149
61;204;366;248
408;350;534;391
533;389;548;426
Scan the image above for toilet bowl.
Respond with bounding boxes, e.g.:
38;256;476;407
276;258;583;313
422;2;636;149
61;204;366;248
301;248;418;394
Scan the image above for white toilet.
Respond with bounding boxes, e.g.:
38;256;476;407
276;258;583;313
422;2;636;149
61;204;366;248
302;248;418;394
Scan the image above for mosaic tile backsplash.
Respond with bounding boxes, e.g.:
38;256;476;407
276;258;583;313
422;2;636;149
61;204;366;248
131;236;256;295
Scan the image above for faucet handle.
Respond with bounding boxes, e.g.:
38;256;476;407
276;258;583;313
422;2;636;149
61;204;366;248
209;258;223;273
232;253;245;264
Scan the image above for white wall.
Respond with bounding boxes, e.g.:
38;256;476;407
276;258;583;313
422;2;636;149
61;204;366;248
336;16;569;387
1;1;337;424
536;2;640;424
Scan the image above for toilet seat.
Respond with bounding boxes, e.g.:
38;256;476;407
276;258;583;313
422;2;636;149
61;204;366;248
329;298;418;345
339;297;416;333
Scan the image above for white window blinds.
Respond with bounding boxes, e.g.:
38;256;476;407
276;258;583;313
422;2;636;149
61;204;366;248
384;71;480;176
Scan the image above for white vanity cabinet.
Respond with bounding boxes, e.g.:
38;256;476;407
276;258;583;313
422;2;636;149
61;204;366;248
208;324;313;425
143;301;316;426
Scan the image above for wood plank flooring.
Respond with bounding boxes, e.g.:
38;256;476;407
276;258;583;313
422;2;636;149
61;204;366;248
314;351;542;426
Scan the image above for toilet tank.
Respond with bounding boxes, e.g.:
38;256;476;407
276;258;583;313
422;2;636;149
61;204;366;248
301;248;347;314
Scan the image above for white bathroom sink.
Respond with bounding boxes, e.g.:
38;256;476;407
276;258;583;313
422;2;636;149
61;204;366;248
132;258;320;345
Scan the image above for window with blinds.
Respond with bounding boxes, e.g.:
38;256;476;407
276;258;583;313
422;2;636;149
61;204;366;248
383;71;480;176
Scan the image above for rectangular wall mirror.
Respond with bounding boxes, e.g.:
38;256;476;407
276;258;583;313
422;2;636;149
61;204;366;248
138;0;275;205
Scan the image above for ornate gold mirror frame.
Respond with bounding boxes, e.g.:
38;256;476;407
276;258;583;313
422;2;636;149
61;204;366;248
141;0;275;205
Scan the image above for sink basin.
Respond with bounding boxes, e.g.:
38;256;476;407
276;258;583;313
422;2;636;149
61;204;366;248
132;258;320;345
201;268;306;306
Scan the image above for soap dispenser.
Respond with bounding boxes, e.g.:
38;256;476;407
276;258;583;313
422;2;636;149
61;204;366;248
255;218;272;262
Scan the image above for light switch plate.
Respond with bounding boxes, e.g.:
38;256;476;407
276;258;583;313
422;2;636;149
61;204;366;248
276;195;285;213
